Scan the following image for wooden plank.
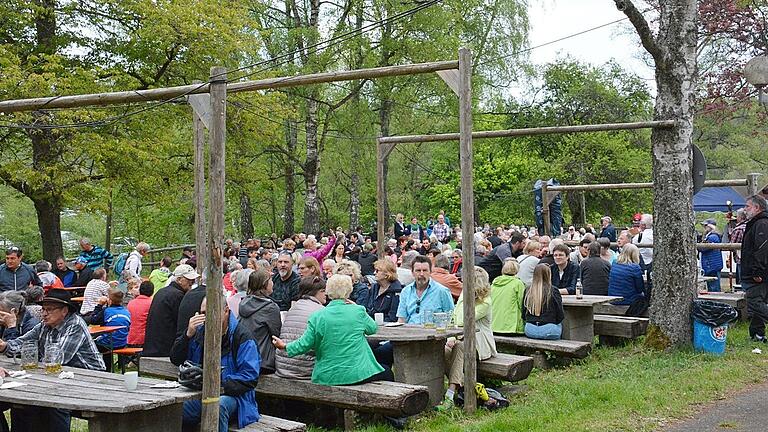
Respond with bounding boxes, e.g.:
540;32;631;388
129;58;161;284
477;353;533;382
494;336;592;359
436;69;460;95
141;356;430;416
562;305;595;342
231;414;306;432
89;403;183;432
593;304;632;316
561;295;623;306
392;339;445;406
366;325;462;342
594;315;649;338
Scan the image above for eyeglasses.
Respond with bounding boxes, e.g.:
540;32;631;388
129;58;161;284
5;247;20;254
42;306;66;314
415;298;421;315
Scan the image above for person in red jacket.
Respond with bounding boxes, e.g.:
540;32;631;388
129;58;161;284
126;281;154;346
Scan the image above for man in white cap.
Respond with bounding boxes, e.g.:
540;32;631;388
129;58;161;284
143;264;199;357
699;218;723;292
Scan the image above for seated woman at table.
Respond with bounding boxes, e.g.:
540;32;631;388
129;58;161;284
550;243;579;295
607;243;647;316
238;268;282;374
523;264;564;340
334;260;370;307
366;259;402;322
491;258;525;335
0;290;40;341
441;266;498;410
516;241;541;288
272;274;392;385
275;276;326;379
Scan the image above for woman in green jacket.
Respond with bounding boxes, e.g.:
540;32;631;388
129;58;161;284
490;258;526;334
271;274;392;385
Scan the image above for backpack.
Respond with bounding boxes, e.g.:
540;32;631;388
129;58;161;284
113;252;129;277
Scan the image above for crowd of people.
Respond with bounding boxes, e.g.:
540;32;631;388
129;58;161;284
0;194;767;430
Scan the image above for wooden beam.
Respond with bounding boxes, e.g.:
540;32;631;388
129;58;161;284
201;66;226;431
541;180;551;237
458;47;477;414
0;60;459;113
376;138;387;258
747;173;761;196
193;100;208;279
377;120;678;144
548;178;748;192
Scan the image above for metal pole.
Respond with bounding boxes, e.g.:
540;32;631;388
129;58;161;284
458;47;477;414
201;66;226;431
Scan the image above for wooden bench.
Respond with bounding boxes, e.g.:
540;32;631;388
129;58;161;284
494;336;592;359
140;357;430;417
477;353;533;382
594;315;649;339
699;292;747;321
230;415;305;432
111;347;143;374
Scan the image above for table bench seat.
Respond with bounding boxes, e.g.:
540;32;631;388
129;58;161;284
141;357;430;417
494;336;592;359
594;315;649;339
477;353;533;382
230;414;306;432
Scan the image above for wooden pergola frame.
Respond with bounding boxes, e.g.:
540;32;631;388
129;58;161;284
0;51;480;420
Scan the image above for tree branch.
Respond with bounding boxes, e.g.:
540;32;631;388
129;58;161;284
615;0;665;68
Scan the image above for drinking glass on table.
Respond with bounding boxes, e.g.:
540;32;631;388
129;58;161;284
433;312;450;332
43;342;63;374
20;341;38;370
422;308;435;328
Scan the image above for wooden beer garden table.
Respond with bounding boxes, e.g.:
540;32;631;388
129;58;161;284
561;295;623;342
0;357;198;432
367;324;462;406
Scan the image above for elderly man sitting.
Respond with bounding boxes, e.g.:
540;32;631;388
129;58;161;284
0;290;104;431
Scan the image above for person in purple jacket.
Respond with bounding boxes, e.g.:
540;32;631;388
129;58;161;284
301;233;338;262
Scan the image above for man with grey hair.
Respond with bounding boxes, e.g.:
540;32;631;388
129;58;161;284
397;251;419;286
599;216;617;243
741;195;768;342
78;238;113;271
125;242;150;281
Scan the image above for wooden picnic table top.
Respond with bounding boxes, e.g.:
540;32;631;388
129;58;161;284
71;297;84;302
698;291;744;299
561;295;623;307
50;286;86;291
89;325;126;336
366;324;463;342
0;358;198;414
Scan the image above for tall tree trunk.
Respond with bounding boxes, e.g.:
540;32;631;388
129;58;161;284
240;191;254;239
32;197;63;262
283;119;297;237
565;191;583;226
105;188;113;251
348;2;364;233
620;0;699;348
303;98;321;234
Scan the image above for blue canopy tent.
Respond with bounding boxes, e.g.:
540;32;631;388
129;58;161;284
693;186;745;212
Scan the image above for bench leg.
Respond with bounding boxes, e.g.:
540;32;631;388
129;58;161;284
86;402;183;432
343;409;357;431
392;340;445;406
531;351;550;370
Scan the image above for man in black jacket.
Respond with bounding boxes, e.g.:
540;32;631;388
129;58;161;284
742;195;768;342
143;264;198;356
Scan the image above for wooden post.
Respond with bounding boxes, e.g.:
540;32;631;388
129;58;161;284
201;66;227;431
458;47;477;414
376;138;386;258
541;180;550;236
193;86;208;279
747;173;761;196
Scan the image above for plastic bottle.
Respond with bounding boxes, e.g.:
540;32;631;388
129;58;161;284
575;278;583;299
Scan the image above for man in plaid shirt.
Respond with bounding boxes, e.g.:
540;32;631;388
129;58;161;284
0;289;104;430
432;214;450;243
730;208;747;284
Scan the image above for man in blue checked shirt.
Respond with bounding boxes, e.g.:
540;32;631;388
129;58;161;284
397;255;454;324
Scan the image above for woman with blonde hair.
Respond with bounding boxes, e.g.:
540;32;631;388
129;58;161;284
334;260;369;307
367;259;401;322
523;264;564;340
441;266;497;409
491;258;526;334
297;256;322;279
608;243;646;315
516;240;541;288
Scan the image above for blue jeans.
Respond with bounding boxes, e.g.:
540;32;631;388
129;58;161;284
705;271;721;292
524;322;562;340
183;395;238;432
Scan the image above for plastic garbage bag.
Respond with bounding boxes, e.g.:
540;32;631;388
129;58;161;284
692;299;738;327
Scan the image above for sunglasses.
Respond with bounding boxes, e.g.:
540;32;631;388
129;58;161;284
415;298;421;315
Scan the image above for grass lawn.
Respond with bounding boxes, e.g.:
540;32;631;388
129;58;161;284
349;321;768;432
66;321;767;431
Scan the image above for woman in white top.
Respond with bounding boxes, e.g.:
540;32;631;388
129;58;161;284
516;240;542;288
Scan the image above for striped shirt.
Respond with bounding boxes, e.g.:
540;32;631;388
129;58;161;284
79;245;114;271
81;279;110;314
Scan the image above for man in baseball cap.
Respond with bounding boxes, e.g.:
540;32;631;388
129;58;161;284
700;218;724;292
143;264;199;357
73;256;95;287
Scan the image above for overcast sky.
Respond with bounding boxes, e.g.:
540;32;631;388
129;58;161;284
520;0;656;93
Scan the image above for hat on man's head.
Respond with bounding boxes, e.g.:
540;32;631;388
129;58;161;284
40;289;77;312
74;256;87;265
173;264;199;280
701;218;717;227
183;246;194;252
